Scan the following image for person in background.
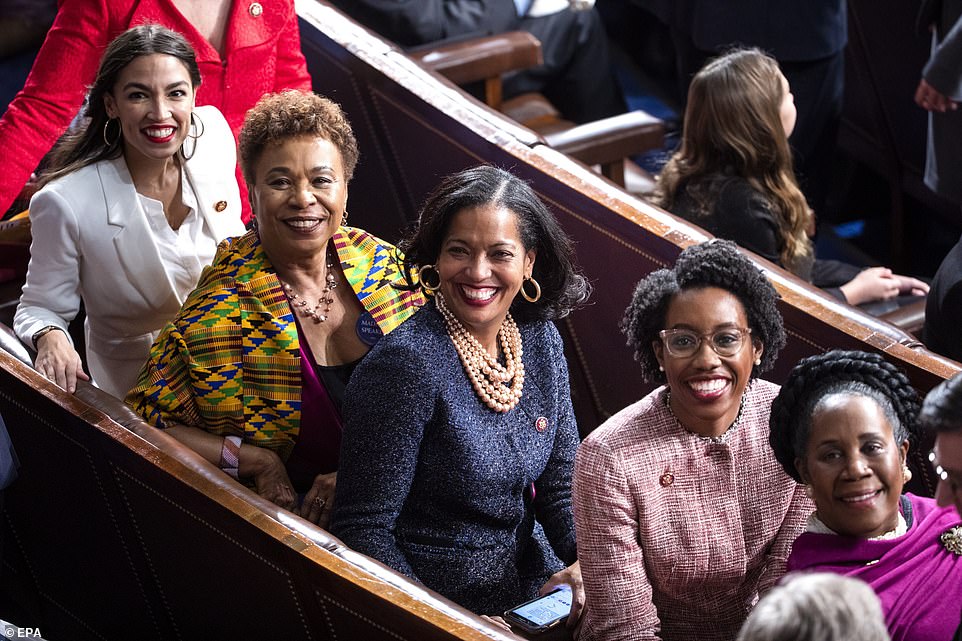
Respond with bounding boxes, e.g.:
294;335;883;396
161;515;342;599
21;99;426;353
919;372;962;641
331;0;624;124
128;90;422;527
770;349;962;641
735;573;891;641
0;0;311;220
668;0;846;213
13;25;245;398
574;239;812;641
915;0;962;208
332;165;590;623
656;48;928;309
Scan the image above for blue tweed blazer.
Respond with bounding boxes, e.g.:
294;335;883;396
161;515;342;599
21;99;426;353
332;301;578;615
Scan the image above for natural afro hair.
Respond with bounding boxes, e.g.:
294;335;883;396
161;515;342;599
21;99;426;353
769;349;921;482
239;90;359;185
621;239;785;383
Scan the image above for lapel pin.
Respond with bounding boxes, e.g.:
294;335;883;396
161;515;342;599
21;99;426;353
249;2;263;17
535;417;548;432
214;200;228;212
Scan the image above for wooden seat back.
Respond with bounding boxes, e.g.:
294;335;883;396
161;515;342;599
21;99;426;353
0;348;518;641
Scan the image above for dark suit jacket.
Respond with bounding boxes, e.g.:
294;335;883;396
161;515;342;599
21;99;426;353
925;235;962;362
675;0;846;61
329;0;518;46
332;302;578;615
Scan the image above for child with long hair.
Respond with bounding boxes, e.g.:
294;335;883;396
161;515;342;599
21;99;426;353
656;48;927;307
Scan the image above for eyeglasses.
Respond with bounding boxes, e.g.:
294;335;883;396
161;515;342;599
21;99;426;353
929;450;962;496
658;327;752;358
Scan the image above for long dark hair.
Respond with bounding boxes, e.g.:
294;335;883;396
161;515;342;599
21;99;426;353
39;24;202;187
400;165;591;322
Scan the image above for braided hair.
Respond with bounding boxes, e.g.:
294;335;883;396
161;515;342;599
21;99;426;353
622;239;785;383
769;350;921;482
919;372;962;435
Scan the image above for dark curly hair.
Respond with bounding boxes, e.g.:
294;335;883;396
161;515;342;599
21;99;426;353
919;372;962;435
769;350;921;482
399;165;591;322
621;239;785;383
239;90;359;185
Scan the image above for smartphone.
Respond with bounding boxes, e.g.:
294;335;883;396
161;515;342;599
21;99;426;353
503;586;572;634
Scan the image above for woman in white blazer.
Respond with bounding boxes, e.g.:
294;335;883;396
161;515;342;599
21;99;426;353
14;25;244;398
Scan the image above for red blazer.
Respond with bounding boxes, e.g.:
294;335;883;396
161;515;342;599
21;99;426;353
0;0;312;219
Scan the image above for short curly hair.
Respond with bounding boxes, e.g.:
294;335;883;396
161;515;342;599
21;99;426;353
622;239;785;383
239;90;359;185
769;350;921;482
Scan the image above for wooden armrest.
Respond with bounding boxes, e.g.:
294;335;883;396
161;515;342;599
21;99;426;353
408;31;542;86
878;298;927;337
543;110;665;166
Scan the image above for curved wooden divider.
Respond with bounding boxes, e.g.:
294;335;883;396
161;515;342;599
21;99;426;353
0;348;518;641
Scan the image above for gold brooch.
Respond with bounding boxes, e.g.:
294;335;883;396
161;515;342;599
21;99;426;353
941;526;962;555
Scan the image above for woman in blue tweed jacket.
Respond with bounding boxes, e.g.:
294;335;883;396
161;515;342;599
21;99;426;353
331;166;591;622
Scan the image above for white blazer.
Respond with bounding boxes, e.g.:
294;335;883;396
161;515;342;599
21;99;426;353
14;105;245;398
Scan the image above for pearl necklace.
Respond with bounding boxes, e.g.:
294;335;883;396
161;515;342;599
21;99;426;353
664;387;745;443
436;292;524;413
279;249;338;323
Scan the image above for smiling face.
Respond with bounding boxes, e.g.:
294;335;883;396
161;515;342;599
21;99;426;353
436;204;535;352
653;286;762;437
249;135;347;262
103;53;195;168
797;393;909;538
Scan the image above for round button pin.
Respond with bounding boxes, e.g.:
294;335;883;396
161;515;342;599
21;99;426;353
535;417;548;432
214;200;227;212
659;472;674;487
249;2;263;17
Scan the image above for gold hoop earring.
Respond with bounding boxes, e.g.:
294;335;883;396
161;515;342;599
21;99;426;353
418;264;441;292
521;275;541;303
903;464;913;483
103;118;121;147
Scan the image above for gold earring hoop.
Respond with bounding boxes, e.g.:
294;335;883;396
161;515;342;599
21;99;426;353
903;464;913;482
418;264;441;292
103;118;121;147
521;275;541;303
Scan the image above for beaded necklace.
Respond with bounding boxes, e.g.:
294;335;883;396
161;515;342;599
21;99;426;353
279;248;338;323
436;292;524;413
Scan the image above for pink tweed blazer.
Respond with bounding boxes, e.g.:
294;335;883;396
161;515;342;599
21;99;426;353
573;380;813;641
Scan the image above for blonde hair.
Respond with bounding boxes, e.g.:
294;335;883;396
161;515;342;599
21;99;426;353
656;48;813;276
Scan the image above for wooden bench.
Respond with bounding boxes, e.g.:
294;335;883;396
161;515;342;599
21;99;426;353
0;346;519;641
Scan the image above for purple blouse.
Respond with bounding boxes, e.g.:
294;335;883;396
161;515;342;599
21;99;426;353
788;494;962;641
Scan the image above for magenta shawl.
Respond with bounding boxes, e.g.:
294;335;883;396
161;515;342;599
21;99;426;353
787;494;962;641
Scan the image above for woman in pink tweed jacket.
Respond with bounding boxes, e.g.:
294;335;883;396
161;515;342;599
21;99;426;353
573;240;813;641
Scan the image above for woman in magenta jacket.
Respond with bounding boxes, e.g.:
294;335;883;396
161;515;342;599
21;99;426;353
0;0;311;221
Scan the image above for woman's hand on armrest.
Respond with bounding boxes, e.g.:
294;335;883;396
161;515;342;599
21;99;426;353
893;274;929;297
298;471;336;528
839;267;900;305
34;328;89;393
164;424;297;511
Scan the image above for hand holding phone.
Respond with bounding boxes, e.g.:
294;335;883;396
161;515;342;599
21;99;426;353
503;585;573;634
